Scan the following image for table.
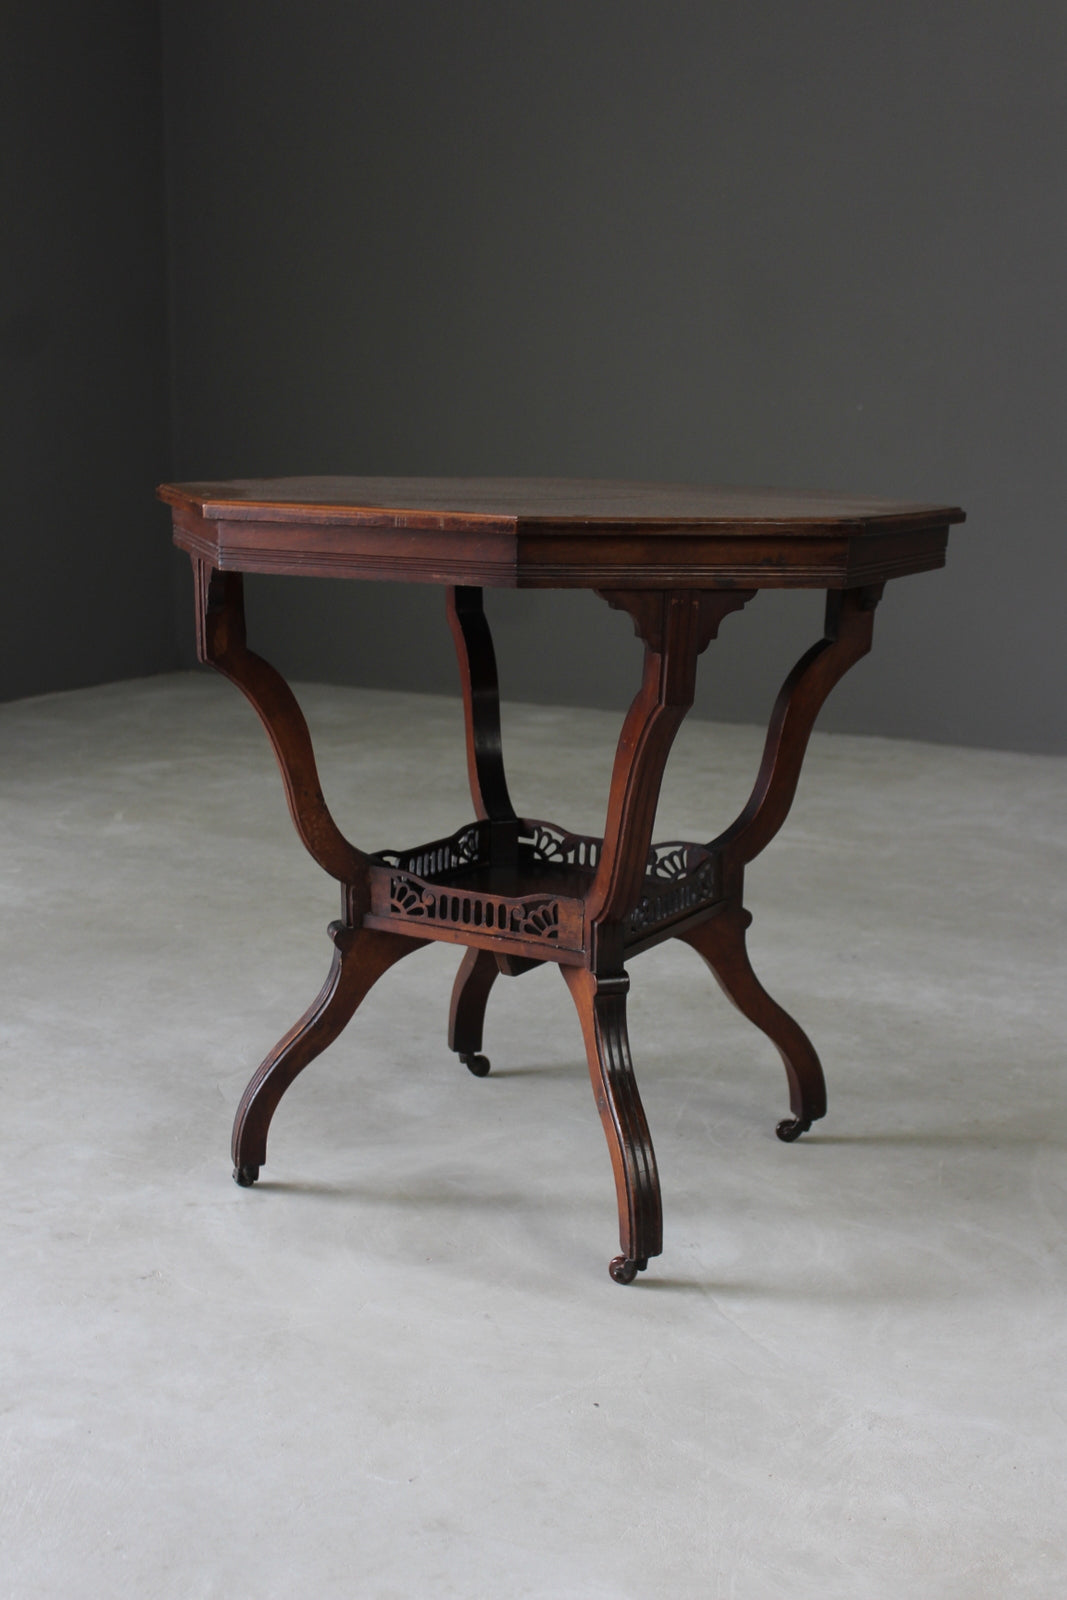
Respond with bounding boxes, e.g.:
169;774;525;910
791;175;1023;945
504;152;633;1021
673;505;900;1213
159;477;964;1282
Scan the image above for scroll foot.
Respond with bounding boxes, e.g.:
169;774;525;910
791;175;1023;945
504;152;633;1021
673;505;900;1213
231;921;426;1177
679;908;827;1130
233;1163;260;1187
775;1117;811;1143
460;1052;491;1078
609;1255;649;1285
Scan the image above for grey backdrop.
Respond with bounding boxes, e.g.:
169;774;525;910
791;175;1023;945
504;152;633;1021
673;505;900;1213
2;3;176;701
5;2;1065;752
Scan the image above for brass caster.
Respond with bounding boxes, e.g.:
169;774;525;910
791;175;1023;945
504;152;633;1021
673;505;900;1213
460;1053;491;1077
233;1163;260;1186
775;1117;812;1143
609;1255;649;1285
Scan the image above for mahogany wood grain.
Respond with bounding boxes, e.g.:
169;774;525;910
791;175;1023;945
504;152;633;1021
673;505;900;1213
193;558;367;890
163;477;963;590
231;921;427;1182
706;585;883;887
160;476;965;1283
446;946;498;1077
445;586;517;826
678;906;826;1138
562;965;661;1282
160;475;962;530
584;591;752;953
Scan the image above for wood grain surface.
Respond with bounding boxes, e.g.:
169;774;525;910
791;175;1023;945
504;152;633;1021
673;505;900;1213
160;476;963;589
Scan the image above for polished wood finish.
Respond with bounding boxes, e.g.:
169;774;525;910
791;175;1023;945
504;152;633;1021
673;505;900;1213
162;476;963;589
192;560;367;888
705;585;883;880
161;476;964;1283
446;946;498;1077
679;907;826;1140
232;921;427;1184
562;965;659;1283
445;586;517;826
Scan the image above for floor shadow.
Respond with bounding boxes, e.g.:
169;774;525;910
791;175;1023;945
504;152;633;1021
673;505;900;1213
484;1062;584;1080
635;1276;719;1294
809;1127;1066;1150
634;1270;985;1305
252;1177;532;1209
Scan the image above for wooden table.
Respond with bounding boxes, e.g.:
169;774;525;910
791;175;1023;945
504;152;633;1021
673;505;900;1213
159;477;964;1283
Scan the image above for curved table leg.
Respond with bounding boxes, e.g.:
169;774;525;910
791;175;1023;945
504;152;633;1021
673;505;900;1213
562;965;661;1283
687;586;883;1139
193;559;367;888
447;947;499;1077
678;908;826;1139
709;585;883;875
445;586;517;825
231;921;427;1183
556;590;750;1279
588;588;752;934
444;587;519;1065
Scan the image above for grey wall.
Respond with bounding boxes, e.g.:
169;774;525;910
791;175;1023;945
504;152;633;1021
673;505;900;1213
1;3;177;702
159;0;1067;753
7;4;1065;753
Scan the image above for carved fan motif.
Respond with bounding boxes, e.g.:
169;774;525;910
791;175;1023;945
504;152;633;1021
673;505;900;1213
647;843;694;879
628;846;719;935
521;821;601;868
390;878;436;917
518;900;560;938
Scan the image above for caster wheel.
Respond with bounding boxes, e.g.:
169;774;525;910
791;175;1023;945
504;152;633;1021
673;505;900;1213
233;1163;260;1187
460;1052;491;1077
776;1117;811;1143
609;1255;648;1285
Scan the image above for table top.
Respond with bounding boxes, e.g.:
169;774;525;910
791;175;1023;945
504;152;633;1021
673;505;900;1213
160;476;964;589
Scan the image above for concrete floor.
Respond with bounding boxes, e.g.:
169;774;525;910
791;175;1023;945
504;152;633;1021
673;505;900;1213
2;672;1065;1599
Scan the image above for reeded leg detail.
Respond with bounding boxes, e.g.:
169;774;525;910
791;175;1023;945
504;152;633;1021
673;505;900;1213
231;921;427;1179
562;966;662;1280
448;947;499;1076
679;907;826;1133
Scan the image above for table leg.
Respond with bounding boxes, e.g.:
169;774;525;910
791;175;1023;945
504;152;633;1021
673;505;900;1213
575;589;752;1280
707;586;883;874
562;966;660;1283
192;559;367;886
189;557;426;1179
445;585;517;826
447;947;498;1077
686;584;884;1138
232;920;427;1184
445;587;526;1071
678;907;825;1140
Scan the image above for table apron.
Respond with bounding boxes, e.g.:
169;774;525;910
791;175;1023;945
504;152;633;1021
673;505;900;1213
172;508;950;589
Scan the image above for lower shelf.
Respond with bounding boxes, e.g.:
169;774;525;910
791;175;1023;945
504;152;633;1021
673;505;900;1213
363;817;723;956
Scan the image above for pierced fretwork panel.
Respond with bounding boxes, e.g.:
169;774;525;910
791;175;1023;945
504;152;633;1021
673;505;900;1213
375;823;485;878
628;842;721;937
389;874;561;940
370;818;721;947
519;820;601;868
